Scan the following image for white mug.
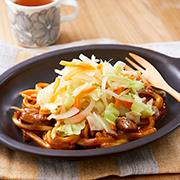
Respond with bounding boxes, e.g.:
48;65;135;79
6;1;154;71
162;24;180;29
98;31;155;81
5;0;79;47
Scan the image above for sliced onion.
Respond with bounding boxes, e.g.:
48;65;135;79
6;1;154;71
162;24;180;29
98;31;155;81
92;112;117;135
72;74;94;82
48;107;79;120
105;89;120;99
85;70;95;76
37;83;54;105
86;113;104;131
64;99;95;124
105;89;134;102
101;77;108;106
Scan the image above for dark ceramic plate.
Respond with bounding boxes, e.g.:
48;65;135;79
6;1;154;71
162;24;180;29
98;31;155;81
0;44;180;159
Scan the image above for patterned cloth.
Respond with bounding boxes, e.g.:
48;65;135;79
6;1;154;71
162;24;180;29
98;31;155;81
0;39;179;180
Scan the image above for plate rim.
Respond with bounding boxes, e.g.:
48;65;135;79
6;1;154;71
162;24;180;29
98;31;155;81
0;44;179;159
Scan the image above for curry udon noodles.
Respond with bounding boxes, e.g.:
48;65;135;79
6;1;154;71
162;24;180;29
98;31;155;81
11;54;167;150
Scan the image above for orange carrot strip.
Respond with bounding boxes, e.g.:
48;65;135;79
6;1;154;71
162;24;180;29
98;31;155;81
60;61;96;70
97;63;103;69
120;73;135;80
110;123;117;131
73;86;97;109
63;67;83;81
114;87;132;108
114;87;126;94
73;94;81;109
114;99;122;109
52;77;60;93
49;85;67;103
123;101;133;108
128;76;135;81
113;87;125;109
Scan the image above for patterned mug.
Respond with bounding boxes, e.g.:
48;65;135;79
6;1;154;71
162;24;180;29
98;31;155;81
5;0;79;47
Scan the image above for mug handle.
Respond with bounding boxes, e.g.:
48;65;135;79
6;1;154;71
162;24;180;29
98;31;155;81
60;0;79;22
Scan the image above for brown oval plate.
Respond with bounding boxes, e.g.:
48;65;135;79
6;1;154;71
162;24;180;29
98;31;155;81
0;44;180;159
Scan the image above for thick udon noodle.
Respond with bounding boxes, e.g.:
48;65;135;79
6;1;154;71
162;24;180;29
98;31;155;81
12;82;167;150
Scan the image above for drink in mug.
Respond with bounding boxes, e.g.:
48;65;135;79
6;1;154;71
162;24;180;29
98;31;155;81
5;0;79;47
14;0;54;6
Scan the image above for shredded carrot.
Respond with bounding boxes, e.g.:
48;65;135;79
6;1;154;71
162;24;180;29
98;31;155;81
120;73;135;80
113;87;125;109
123;101;133;108
73;86;97;109
114;87;125;95
114;100;133;109
60;61;96;70
63;67;83;81
97;63;103;69
110;123;117;131
114;99;122;109
52;77;60;93
49;85;67;103
128;76;135;81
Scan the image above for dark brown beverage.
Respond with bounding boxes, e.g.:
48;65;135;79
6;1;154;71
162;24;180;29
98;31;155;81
14;0;53;6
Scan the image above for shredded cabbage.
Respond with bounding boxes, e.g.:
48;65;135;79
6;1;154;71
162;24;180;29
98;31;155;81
87;112;117;135
89;88;102;101
104;103;119;125
36;54;155;136
57;120;86;136
131;95;154;118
